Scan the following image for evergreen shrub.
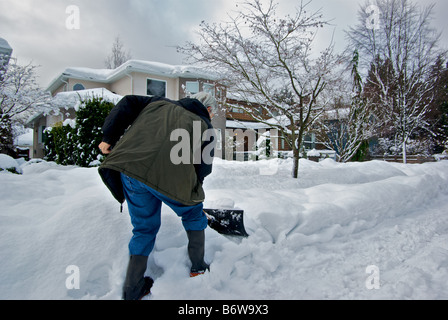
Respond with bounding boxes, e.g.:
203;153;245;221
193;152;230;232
44;97;115;167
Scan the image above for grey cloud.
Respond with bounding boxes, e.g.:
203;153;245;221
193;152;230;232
0;0;446;88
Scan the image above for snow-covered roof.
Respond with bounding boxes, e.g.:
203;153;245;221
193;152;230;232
47;60;220;93
26;88;123;125
265;114;300;128
226;120;271;130
51;88;123;108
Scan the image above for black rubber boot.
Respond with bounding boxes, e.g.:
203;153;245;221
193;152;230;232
186;230;209;276
122;255;153;300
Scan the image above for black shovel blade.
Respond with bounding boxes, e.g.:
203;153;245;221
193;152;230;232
204;208;249;237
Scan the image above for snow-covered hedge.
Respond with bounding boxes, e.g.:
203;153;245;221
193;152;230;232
44;97;115;167
0;153;22;174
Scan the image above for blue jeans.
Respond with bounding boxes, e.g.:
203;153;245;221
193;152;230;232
120;173;207;256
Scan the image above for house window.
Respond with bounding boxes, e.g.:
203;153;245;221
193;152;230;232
38;126;46;144
203;83;215;96
231;106;244;114
147;78;167;97
73;83;85;91
303;133;316;149
185;81;199;95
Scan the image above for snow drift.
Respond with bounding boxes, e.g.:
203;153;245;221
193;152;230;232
1;157;448;300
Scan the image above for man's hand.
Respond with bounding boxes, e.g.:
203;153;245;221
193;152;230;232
99;142;112;155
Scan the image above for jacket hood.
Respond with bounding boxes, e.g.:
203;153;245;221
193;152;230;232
178;98;211;123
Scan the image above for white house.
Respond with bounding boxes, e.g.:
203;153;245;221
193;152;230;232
27;60;227;159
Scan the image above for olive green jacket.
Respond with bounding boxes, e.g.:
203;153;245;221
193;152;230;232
99;96;214;206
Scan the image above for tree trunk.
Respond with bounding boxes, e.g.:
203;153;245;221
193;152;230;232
292;146;300;179
402;138;407;164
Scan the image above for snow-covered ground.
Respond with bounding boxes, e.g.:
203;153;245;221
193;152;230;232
1;156;448;300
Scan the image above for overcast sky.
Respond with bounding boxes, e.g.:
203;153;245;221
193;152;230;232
1;0;447;88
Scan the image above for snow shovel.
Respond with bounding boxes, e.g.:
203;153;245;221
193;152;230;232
203;208;249;237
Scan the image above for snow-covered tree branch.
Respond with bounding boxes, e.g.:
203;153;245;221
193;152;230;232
0;59;53;155
314;50;379;162
346;0;446;163
179;0;341;178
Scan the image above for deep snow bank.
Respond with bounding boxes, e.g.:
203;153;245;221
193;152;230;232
1;158;448;300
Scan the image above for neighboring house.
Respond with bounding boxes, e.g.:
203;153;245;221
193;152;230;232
224;97;333;160
224;97;285;160
27;60;227;159
224;96;339;161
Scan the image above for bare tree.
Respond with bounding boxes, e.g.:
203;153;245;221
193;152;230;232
178;0;340;178
346;0;446;163
105;36;132;69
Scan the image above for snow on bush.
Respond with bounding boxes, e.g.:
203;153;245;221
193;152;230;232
44;97;115;167
0;153;22;174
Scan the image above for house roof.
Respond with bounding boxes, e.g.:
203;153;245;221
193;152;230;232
227;120;271;130
47;59;221;93
26;88;123;126
51;88;123;107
